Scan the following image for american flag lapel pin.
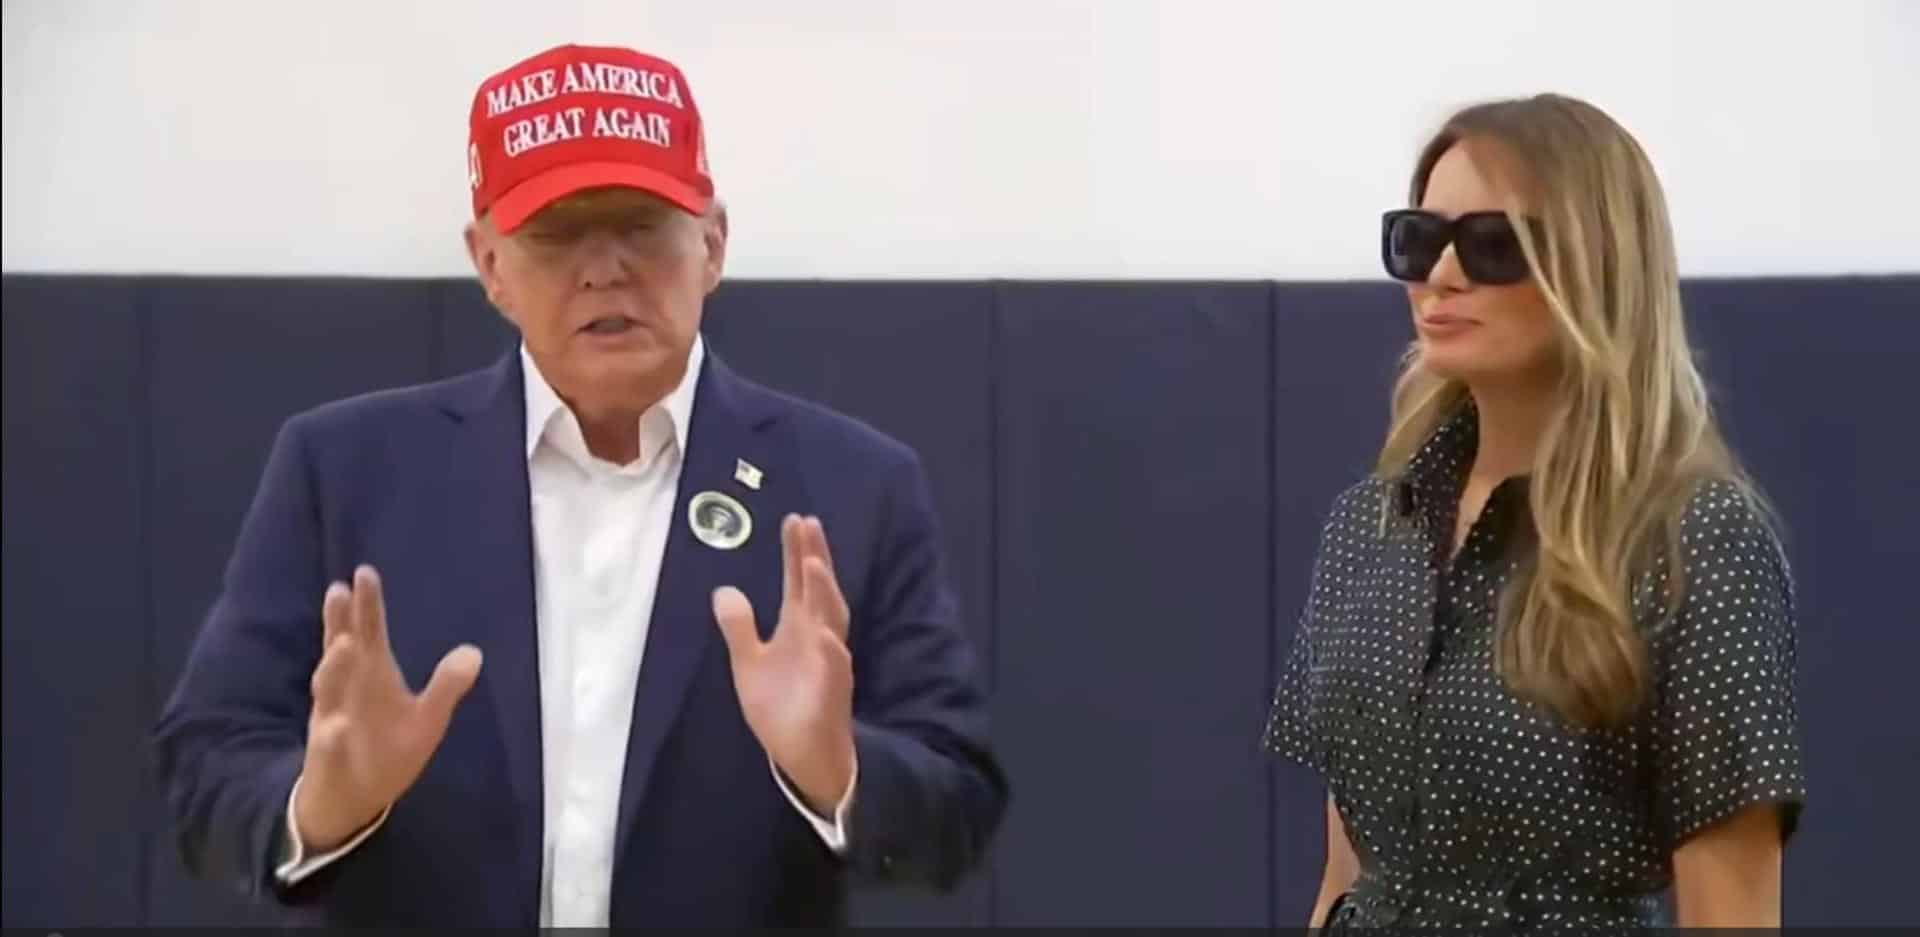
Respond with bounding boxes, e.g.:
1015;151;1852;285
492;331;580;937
734;458;764;491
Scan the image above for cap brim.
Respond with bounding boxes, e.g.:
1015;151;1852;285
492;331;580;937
489;161;712;233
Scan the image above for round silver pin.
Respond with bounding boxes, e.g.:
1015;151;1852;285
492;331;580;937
688;491;753;550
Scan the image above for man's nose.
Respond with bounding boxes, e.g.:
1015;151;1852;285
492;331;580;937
577;233;635;290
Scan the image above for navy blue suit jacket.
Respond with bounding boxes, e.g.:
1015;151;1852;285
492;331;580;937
151;346;1007;928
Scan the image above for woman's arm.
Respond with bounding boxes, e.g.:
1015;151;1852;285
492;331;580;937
1309;794;1360;928
1671;802;1784;927
1649;483;1806;928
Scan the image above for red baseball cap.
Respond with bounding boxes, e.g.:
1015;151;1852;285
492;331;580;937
467;44;714;233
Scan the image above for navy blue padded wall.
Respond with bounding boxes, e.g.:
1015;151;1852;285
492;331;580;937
1;277;147;927
1682;276;1920;927
434;280;514;377
2;272;1916;928
140;277;439;925
1265;281;1412;926
991;283;1274;926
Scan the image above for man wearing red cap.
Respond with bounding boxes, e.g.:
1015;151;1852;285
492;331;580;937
152;44;1006;928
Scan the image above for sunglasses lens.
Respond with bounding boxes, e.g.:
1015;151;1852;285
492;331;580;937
1383;212;1447;282
1456;213;1531;284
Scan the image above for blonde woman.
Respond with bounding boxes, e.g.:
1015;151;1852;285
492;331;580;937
1265;94;1806;931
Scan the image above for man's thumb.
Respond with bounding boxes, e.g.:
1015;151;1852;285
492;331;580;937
712;586;761;659
420;644;483;722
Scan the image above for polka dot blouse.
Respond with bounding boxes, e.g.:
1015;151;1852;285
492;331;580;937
1265;405;1807;931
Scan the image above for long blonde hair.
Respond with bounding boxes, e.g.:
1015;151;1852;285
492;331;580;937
1378;94;1767;730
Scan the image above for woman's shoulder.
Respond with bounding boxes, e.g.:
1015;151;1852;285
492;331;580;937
1673;477;1790;576
1297;477;1396;557
1326;477;1390;524
1642;474;1796;642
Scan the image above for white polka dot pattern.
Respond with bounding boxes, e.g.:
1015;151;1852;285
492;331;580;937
1264;406;1807;930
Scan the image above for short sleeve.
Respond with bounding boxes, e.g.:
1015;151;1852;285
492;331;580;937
1263;488;1365;775
1649;482;1807;849
1264;618;1324;772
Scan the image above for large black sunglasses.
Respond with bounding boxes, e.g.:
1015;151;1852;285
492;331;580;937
1381;209;1538;285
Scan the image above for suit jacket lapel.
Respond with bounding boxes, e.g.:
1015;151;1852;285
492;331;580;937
440;353;543;905
614;353;794;854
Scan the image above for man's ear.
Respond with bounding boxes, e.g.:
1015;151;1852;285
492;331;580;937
701;199;729;295
464;219;509;308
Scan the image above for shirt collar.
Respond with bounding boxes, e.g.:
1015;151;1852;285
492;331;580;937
1397;399;1478;505
520;334;705;467
1393;398;1481;532
1391;398;1531;539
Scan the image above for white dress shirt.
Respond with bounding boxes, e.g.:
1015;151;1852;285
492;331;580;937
273;336;854;927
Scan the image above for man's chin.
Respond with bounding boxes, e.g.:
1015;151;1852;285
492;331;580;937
582;343;689;383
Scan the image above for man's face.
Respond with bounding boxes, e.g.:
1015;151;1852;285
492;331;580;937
466;187;726;405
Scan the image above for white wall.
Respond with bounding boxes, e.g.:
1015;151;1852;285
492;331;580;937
4;0;1916;279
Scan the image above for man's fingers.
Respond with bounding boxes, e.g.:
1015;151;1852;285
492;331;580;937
352;565;389;648
712;586;763;659
804;516;839;579
801;518;850;637
322;582;352;649
310;635;356;711
803;556;851;641
780;514;803;610
813;623;852;667
418;644;483;727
